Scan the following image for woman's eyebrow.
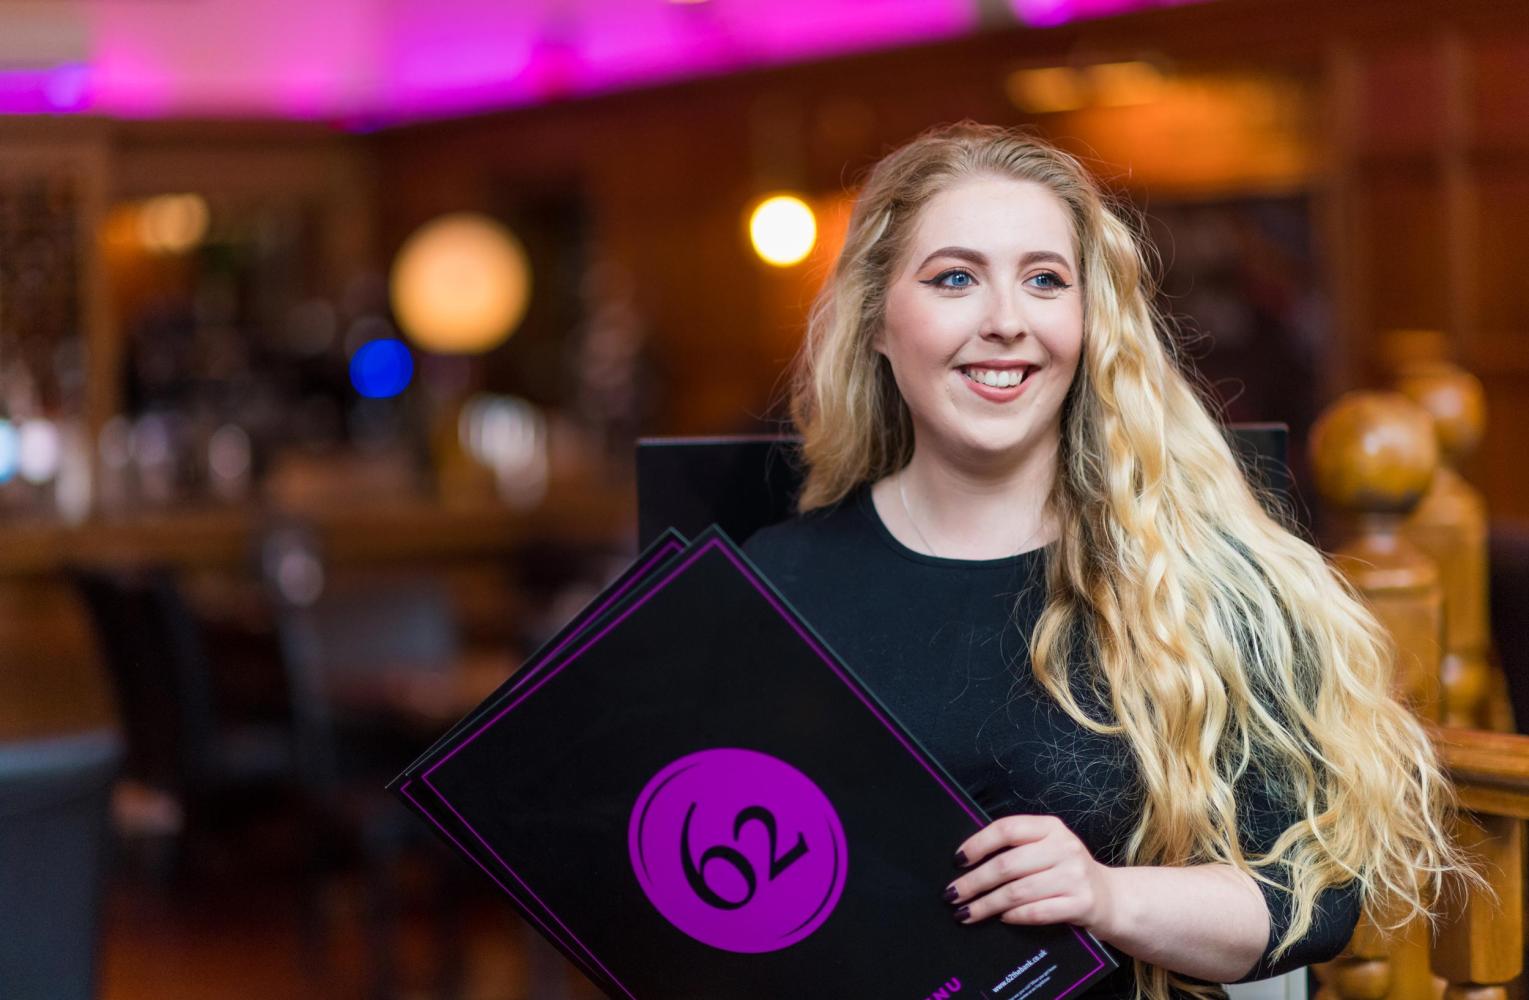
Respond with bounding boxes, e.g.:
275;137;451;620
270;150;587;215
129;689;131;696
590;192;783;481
916;246;1074;271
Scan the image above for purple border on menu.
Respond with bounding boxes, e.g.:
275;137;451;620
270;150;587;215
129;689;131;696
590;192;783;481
399;779;610;981
422;536;1108;999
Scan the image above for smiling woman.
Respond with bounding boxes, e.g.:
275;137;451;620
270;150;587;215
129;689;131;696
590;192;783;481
743;121;1478;1000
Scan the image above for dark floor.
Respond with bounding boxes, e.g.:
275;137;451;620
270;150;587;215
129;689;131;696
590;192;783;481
99;863;605;1000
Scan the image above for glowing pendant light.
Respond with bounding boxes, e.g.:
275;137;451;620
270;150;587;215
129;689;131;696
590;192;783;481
389;212;532;354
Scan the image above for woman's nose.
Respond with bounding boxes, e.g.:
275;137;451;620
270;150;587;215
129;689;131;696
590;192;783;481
980;288;1028;342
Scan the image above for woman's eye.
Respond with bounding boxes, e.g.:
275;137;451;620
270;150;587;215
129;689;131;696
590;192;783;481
924;268;975;290
1028;271;1071;291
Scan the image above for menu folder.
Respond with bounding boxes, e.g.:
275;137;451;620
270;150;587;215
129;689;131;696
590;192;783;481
393;525;1117;999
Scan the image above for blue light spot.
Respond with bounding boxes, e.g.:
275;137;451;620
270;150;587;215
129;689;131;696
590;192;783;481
0;421;17;484
349;338;414;399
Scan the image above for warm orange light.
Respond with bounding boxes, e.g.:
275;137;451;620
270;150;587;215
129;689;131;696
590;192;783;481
137;194;209;254
1005;67;1087;114
1018;70;1314;195
749;195;817;267
1088;61;1165;107
389;212;531;355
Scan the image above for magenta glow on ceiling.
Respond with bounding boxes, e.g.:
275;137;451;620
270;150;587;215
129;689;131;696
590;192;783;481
0;0;1205;124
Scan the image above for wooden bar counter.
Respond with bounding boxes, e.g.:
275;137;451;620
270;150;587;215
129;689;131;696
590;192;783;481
0;487;632;742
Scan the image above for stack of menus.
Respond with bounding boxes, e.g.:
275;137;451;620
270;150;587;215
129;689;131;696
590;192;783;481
391;509;1119;998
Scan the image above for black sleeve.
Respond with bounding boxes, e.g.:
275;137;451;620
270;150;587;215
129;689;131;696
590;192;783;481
1227;764;1363;981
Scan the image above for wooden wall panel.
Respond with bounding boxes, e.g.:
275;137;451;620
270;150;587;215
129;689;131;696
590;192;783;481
1474;164;1529;338
1472;34;1529;151
1355;166;1451;341
1468;371;1529;522
590;104;767;434
1353;40;1447;156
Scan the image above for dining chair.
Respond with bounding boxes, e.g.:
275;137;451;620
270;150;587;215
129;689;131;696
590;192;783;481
0;728;122;1000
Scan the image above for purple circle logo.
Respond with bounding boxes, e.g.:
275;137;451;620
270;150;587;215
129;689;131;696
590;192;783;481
628;747;848;953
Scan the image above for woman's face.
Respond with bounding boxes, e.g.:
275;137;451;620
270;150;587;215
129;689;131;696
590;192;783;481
875;175;1084;471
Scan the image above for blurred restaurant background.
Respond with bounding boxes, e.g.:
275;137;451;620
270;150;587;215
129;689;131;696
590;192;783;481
1;0;1527;997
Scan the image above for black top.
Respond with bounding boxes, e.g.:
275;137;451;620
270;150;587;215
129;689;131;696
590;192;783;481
741;483;1362;994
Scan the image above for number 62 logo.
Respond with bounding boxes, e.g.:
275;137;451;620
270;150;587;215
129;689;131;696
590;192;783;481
628;748;849;953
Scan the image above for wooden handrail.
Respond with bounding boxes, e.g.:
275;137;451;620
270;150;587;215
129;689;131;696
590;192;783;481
1431;725;1529;820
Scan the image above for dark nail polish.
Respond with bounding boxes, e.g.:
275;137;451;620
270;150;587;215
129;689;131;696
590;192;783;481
953;850;968;867
953;905;971;923
942;885;958;903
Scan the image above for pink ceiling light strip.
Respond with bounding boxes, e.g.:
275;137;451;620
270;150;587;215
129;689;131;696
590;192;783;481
1010;0;1204;27
1;0;1207;123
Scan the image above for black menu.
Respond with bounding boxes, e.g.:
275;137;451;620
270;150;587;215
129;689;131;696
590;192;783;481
393;526;1116;1000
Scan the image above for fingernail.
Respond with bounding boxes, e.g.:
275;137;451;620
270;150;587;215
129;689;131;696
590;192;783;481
953;850;968;867
942;885;958;903
953;905;971;923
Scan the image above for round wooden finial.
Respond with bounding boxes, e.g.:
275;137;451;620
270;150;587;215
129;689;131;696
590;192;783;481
1395;361;1486;467
1310;391;1438;516
1327;957;1394;1000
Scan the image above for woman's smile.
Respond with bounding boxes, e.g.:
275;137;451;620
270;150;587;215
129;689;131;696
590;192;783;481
957;362;1040;403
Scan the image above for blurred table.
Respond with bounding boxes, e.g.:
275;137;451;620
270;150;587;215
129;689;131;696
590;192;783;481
324;649;521;734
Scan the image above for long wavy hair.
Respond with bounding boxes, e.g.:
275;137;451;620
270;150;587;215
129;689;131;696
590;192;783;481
789;121;1469;999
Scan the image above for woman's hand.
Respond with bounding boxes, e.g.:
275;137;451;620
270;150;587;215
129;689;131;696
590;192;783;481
946;816;1273;982
945;814;1120;937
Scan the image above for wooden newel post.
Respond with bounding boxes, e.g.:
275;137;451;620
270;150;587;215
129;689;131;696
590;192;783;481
1394;362;1499;730
1309;390;1445;1000
1310;391;1444;721
1432;811;1523;1000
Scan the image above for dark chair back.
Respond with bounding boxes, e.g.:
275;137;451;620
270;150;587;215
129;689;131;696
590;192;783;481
67;567;220;793
0;729;122;1000
259;521;462;791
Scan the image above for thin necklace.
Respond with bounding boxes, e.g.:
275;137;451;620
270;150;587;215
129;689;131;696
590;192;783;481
895;470;1048;560
896;473;942;556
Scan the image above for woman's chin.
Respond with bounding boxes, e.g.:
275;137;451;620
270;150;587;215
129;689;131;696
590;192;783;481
937;432;1053;469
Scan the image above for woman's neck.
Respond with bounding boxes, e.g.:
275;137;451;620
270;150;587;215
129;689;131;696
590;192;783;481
872;441;1060;560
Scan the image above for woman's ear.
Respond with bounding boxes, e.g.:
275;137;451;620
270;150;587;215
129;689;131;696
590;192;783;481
871;325;887;357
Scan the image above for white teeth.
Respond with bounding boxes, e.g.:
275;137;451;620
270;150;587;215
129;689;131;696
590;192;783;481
962;367;1028;389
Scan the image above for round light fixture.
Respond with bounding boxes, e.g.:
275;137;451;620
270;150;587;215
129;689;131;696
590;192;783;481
349;338;415;399
749;194;817;267
138;194;210;254
389;212;531;354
